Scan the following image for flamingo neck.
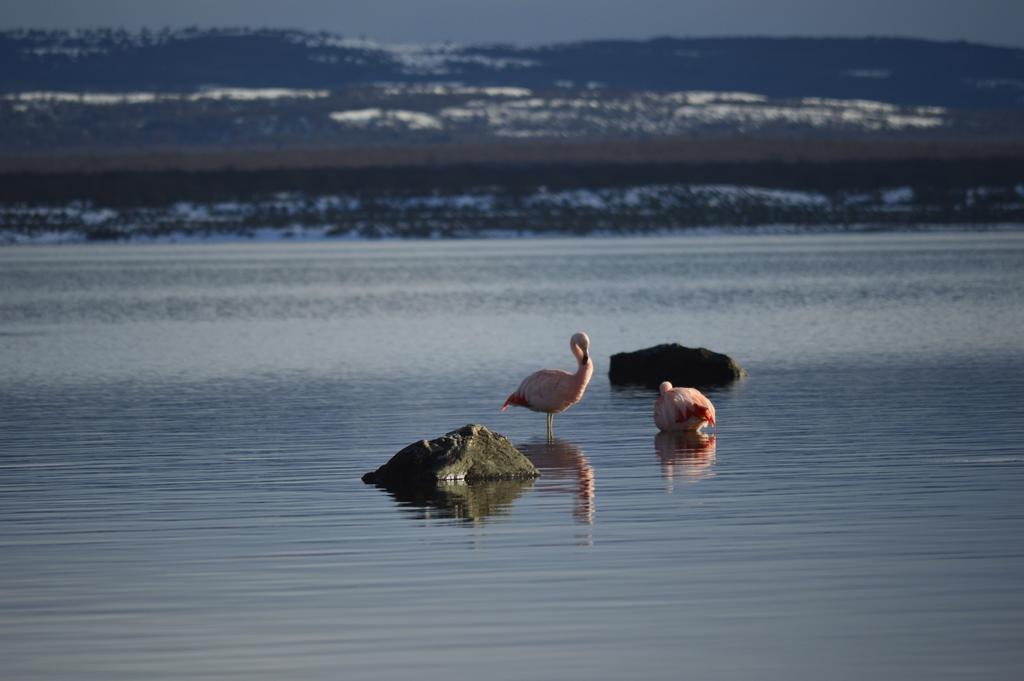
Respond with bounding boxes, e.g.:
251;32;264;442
570;341;593;391
576;356;594;385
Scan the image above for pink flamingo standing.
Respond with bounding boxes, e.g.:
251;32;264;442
654;381;716;433
501;332;593;439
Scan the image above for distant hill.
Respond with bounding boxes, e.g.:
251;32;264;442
3;30;1024;241
3;28;1023;109
2;29;1024;155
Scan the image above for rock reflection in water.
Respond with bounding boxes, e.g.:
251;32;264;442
654;431;717;492
519;439;595;524
377;478;535;524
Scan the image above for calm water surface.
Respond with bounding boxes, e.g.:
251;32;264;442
2;233;1023;680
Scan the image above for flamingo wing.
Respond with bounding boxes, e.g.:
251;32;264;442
502;368;576;413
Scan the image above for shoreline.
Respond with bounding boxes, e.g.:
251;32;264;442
3;177;1022;244
4;221;1022;247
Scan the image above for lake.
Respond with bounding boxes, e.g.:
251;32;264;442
2;232;1023;680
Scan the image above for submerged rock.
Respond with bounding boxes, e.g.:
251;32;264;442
382;478;535;523
608;343;746;388
361;424;540;485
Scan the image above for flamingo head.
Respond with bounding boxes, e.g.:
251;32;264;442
659;381;673;395
571;331;591;364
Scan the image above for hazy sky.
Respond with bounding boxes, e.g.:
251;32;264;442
2;0;1022;48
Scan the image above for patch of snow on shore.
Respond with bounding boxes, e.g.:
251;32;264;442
882;187;915;204
4;91;161;105
378;83;533;98
526;189;608;209
187;87;328;101
4;87;329;106
329;108;442;129
288;35;541;76
329;108;384;125
682;91;767;105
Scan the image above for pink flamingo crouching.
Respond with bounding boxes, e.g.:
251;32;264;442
654;381;716;433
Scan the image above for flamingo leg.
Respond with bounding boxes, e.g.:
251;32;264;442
546;413;554;441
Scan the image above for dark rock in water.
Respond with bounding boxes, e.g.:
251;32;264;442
361;424;539;485
608;343;746;388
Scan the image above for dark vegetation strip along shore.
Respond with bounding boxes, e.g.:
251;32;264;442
4;140;1023;241
3;136;1024;175
4;155;1024;206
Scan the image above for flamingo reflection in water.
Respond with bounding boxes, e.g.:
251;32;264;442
518;438;595;525
654;431;717;493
